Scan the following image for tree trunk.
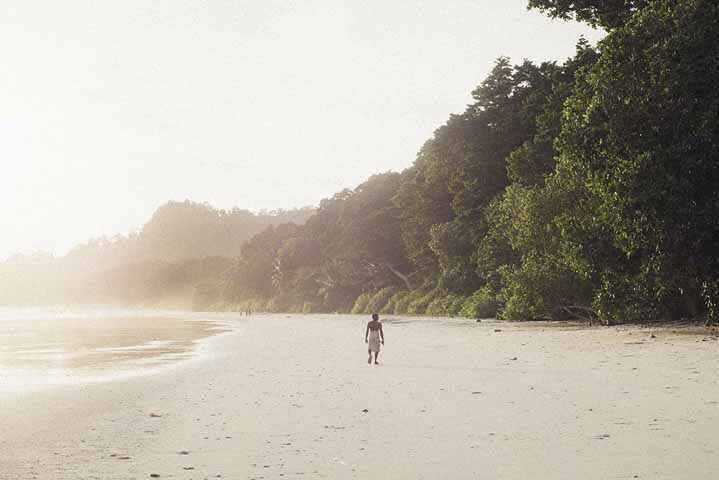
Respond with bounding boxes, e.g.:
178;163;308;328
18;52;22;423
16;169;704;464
385;263;412;290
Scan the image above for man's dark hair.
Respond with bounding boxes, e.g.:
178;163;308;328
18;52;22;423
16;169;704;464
372;313;379;321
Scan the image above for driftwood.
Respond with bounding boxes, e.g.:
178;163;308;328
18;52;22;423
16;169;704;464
551;305;607;326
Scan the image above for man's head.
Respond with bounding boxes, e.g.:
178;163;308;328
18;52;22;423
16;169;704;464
372;313;379;321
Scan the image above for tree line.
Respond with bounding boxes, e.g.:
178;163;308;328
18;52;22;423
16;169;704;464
214;0;719;324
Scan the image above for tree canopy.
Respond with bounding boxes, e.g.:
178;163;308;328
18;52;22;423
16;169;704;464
526;0;650;28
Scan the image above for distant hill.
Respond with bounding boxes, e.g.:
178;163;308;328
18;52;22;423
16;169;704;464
60;201;315;273
0;201;315;307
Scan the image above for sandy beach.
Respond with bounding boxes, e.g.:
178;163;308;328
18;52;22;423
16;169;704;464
2;313;719;479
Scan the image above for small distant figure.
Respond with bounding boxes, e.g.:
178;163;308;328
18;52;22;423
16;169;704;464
365;313;384;365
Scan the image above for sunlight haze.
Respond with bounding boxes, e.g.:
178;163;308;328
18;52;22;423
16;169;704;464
0;0;603;260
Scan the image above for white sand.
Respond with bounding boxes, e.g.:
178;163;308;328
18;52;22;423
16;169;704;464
2;314;719;479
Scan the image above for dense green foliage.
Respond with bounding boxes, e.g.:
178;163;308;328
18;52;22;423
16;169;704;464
215;173;413;313
551;0;719;322
527;0;649;28
217;0;719;322
4;1;717;324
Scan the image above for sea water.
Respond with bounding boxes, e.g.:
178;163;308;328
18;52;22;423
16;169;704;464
0;307;232;391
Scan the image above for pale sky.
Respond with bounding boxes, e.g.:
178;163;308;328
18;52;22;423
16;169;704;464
0;1;604;260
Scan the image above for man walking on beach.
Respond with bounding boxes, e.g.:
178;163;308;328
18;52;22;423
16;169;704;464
365;313;384;365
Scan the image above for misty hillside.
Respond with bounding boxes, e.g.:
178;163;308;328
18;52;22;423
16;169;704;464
60;201;315;272
0;201;314;306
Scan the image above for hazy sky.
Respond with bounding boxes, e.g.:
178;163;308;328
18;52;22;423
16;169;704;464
0;1;604;260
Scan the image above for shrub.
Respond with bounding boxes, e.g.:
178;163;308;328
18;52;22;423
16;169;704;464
394;290;423;314
426;296;451;316
407;290;439;315
703;280;719;325
448;295;467;316
382;290;409;314
426;294;467;317
302;301;319;314
461;286;498;319
365;287;396;314
426;290;466;317
591;273;661;324
351;293;372;314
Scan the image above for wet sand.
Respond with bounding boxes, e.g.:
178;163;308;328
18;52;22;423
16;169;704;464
2;314;719;479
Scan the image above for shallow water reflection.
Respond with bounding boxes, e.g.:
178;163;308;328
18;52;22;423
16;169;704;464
0;309;230;389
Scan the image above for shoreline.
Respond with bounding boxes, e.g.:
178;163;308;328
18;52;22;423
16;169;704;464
0;309;236;395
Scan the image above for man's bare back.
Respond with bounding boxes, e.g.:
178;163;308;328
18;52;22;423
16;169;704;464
365;314;384;364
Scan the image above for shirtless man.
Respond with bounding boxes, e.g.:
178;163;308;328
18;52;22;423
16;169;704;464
364;313;384;365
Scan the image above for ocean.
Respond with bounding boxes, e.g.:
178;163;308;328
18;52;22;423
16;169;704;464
0;307;231;392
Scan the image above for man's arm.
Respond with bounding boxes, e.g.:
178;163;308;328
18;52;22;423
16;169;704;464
380;324;384;344
365;323;369;343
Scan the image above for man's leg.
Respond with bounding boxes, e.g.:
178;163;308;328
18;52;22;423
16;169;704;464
374;351;379;364
368;349;372;363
